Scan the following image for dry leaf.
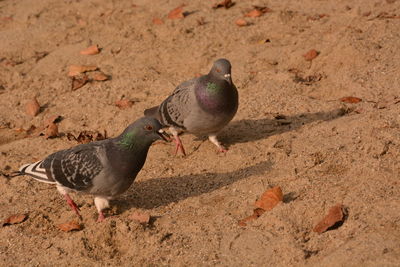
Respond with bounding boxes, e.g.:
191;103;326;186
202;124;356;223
66;130;107;144
129;211;150;224
238;208;265;226
45;123;58;138
80;45;100;55
44;115;62;127
25;97;41;117
57;221;82;232
68;65;98;76
2;214;27;226
235;18;248;26
245;9;263;17
340;96;362;103
168;5;185;19
91;72;109;81
253;5;272;13
115;99;134;109
303;49;319;61
152;17;164;25
212;0;235;9
254;186;283;211
313;204;345;234
71;75;89;90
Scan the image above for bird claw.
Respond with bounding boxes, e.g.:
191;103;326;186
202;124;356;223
64;194;82;219
173;137;186;156
97;212;105;222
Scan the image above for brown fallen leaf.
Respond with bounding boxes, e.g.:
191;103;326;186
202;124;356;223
57;221;82;232
25;97;41;117
91;71;109;81
44;115;62;127
115;99;134;109
45;122;58;138
303;49;319;61
68;65;98;76
80;45;100;55
71;74;89;90
238;208;265;226
254;186;283;211
212;0;235;9
3;214;27;226
235;18;248;26
340;96;362;103
66;130;107;144
129;211;151;224
168;5;185;19
245;9;263;18
313;204;345;234
152;17;164;25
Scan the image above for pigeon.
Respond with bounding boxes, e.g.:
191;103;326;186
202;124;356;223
144;58;238;155
14;117;168;222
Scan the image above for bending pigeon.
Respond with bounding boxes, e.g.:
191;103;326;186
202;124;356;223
144;58;238;155
15;117;168;222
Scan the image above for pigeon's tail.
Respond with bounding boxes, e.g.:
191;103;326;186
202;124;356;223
144;106;160;118
18;161;56;184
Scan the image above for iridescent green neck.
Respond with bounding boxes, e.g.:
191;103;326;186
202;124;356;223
206;82;221;95
117;131;137;150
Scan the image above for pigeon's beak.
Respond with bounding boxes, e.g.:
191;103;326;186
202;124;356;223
224;73;232;84
157;129;170;142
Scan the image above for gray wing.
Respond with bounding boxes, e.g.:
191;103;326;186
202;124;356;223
158;78;197;129
42;143;104;191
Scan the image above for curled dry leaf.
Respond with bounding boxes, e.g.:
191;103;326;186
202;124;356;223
66;130;107;144
168;5;186;19
80;45;100;55
25;97;41;117
2;214;27;226
45;123;59;138
153;17;164;25
129;211;151;224
71;74;89;91
238;187;283;227
254;186;283;211
115;99;134;109
245;9;263;18
68;65;98;76
91;71;109;81
57;221;82;232
313;204;345;234
212;0;235;9
340;96;362;103
303;49;319;61
235;18;248;26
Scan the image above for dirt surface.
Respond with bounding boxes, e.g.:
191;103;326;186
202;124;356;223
1;0;400;266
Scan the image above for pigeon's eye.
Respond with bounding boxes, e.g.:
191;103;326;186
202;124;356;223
144;125;153;131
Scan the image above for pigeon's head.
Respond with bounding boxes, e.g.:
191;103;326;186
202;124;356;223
210;58;232;84
118;117;169;149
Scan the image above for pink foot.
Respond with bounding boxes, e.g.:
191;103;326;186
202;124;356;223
64;194;82;219
97;211;105;222
173;136;186;156
218;147;228;153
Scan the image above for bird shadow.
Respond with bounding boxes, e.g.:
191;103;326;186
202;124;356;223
219;108;349;146
115;160;273;211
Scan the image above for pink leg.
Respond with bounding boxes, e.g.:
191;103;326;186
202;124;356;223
64;194;82;219
173;135;186;156
97;211;105;222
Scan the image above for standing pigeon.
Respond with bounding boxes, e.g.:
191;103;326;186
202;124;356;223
14;117;168;222
144;58;238;155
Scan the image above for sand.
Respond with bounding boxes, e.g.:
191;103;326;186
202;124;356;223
1;0;400;265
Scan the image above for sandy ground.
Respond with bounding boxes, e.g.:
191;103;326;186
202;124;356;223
1;0;400;266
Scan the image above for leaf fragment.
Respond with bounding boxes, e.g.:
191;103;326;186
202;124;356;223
152;17;164;25
212;0;235;9
245;9;263;18
254;186;283;211
129;211;150;224
25;97;41;117
80;45;100;55
71;74;89;90
115;99;134;109
57;221;82;232
313;204;345;234
340;96;362;103
2;214;27;226
91;71;109;81
303;49;319;61
168;5;186;19
45;122;59;138
235;18;248;26
66;130;107;144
